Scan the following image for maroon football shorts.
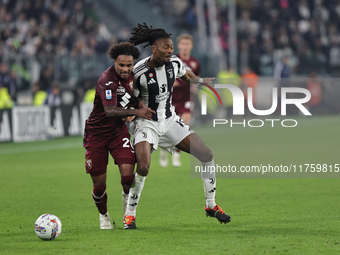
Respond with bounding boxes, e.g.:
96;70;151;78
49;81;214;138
84;131;135;176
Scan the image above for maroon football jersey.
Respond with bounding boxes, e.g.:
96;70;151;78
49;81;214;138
84;66;134;146
172;55;201;104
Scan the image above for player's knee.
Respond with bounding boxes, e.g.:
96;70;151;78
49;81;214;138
137;162;149;176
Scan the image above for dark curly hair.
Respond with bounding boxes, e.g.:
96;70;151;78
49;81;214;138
128;23;172;48
107;42;140;60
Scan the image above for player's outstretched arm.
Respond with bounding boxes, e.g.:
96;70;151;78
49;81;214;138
104;105;155;120
180;70;215;85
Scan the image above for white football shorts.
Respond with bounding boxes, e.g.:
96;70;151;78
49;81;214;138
130;114;194;154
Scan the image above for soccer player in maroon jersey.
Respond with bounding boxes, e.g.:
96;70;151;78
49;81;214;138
159;34;201;167
83;42;155;229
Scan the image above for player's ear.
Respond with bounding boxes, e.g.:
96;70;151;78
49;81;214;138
151;44;157;54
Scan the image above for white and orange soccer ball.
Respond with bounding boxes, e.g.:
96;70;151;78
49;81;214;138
34;214;62;240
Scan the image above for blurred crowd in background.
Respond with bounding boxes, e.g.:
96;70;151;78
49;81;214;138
0;0;339;112
146;0;340;76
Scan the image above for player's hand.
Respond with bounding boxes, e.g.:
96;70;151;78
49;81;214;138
201;77;215;85
122;116;135;122
135;107;155;120
173;80;180;87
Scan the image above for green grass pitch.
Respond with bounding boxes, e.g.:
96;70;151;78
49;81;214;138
0;115;339;254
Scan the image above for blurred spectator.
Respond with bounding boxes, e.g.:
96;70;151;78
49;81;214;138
33;82;47;106
39;65;54;91
83;80;96;103
217;66;241;117
241;67;258;106
0;62;11;90
0;87;13;109
274;55;291;82
329;36;340;75
306;70;322;114
0;62;17;103
45;83;61;106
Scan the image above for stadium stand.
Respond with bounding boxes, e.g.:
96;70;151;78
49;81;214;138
1;0;340;106
141;0;340;76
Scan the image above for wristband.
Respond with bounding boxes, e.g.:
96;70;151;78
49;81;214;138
198;77;203;84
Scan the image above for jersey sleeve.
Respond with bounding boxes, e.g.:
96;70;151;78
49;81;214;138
183;62;193;72
97;76;118;106
173;56;187;78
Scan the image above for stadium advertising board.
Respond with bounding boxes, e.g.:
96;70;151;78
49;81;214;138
1;103;92;143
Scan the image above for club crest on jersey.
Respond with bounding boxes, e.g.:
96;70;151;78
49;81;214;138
106;90;112;99
129;81;133;90
86;159;92;169
149;73;154;78
167;69;173;79
117;86;125;96
190;61;197;69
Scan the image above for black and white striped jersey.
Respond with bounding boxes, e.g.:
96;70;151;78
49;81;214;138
133;55;187;121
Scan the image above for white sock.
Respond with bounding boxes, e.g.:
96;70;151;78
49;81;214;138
201;159;216;209
125;172;146;217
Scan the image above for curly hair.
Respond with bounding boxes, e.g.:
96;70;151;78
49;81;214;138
128;22;172;48
107;42;140;60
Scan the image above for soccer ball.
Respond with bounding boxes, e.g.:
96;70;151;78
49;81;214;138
34;214;62;240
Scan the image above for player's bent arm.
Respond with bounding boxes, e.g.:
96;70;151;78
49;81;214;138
104;105;155;120
129;95;147;109
180;70;215;85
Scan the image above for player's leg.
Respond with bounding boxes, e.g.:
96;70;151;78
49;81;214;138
176;133;231;224
108;129;136;215
172;108;191;167
124;141;152;229
85;147;114;229
90;173;108;215
118;164;135;215
181;111;191;125
159;148;169;167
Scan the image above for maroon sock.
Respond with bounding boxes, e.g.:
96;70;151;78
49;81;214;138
121;174;135;194
92;185;107;215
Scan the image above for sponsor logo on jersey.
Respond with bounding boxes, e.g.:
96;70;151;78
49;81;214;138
160;84;167;93
119;93;131;108
147;78;156;84
105;81;113;86
106;90;112;99
155;92;170;103
117;86;125;95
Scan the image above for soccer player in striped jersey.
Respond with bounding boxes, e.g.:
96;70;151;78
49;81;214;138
159;33;201;167
123;23;231;229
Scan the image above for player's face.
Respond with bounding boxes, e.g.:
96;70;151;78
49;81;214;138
153;38;174;64
177;38;193;56
114;55;134;79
